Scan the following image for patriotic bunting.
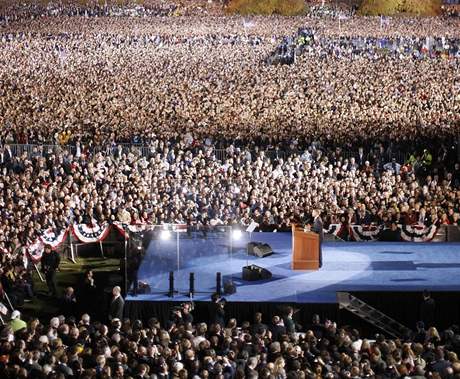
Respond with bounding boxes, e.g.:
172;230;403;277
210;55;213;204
71;222;111;243
24;222;440;259
325;224;438;242
28;239;45;263
39;228;69;249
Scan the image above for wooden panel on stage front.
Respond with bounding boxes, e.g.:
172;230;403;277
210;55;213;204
291;225;319;270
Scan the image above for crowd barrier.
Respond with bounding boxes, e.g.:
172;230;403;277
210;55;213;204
5;143;409;163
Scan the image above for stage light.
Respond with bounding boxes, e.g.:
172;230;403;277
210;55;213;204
232;229;242;240
160;230;171;240
216;272;222;296
168;271;174;298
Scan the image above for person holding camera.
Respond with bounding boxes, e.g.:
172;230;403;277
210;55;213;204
170;302;194;326
211;293;226;327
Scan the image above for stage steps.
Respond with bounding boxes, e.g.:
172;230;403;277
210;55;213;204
337;292;412;338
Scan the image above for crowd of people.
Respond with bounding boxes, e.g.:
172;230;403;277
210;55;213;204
269;28;460;65
0;1;459;377
0;0;231;24
0;12;458;282
0;15;459;145
0;1;179;24
1;298;459;379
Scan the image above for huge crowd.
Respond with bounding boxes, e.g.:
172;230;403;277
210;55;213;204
1;299;460;379
271;29;460;64
0;15;459;145
0;11;458;268
0;2;459;378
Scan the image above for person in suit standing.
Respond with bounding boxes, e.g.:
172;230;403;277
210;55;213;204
41;245;61;297
211;292;226;327
420;290;436;328
283;306;296;335
109;286;124;322
269;315;286;341
61;286;77;318
311;209;324;268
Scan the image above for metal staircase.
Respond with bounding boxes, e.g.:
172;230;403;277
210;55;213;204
337;292;412;339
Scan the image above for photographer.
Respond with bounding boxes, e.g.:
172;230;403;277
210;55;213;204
211;292;226;327
170;302;194;326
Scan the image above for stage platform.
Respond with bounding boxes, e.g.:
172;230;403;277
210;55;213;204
124;235;460;329
128;233;460;304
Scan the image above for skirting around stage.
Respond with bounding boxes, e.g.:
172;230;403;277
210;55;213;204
127;232;460;304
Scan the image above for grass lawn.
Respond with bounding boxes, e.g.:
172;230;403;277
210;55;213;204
20;256;120;323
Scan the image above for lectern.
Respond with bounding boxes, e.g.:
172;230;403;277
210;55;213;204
291;225;319;270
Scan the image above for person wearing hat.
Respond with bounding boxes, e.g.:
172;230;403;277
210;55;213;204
41;245;61;297
8;310;27;333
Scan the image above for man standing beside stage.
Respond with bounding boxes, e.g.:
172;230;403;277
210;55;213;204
109;286;124;322
41;245;61;297
311;209;324;268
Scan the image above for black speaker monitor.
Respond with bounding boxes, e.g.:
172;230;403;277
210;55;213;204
242;265;272;281
247;242;273;258
224;280;236;294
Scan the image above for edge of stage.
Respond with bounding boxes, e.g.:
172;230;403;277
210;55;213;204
125;292;460;333
125;240;460;331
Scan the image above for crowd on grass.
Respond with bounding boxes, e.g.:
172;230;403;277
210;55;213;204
0;16;459;145
0;1;179;23
0;14;459;279
270;29;460;64
0;3;459;378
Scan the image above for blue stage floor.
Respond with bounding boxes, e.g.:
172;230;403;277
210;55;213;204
127;233;460;304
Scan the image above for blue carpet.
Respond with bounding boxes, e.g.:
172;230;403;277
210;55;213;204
128;232;460;304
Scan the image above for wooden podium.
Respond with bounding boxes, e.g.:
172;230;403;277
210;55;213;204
291;225;320;270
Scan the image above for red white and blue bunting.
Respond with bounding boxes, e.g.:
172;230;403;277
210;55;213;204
401;224;438;242
71;222;111;244
39;228;68;249
25;222;439;259
325;224;438;242
28;239;45;263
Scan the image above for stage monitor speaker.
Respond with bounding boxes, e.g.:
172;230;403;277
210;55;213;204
242;265;272;281
224;280;236;294
247;242;273;258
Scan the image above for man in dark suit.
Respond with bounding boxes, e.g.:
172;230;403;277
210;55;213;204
109;286;124;322
41;245;61;297
420;290;436;328
61;286;77;318
211;293;226;327
251;312;268;336
283;306;298;335
356;147;368;168
270;315;286;341
311;209;324;268
127;249;142;296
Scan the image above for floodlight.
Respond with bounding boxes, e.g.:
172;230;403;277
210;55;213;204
160;230;171;240
232;229;242;241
